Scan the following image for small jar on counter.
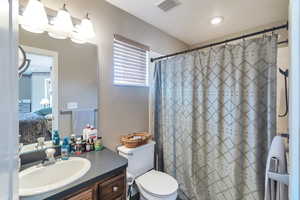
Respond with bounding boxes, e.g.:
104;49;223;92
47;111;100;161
75;138;82;155
95;137;104;151
88;137;95;151
70;134;76;154
86;140;91;152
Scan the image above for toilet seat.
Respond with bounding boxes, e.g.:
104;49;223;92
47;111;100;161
135;170;178;199
138;186;178;200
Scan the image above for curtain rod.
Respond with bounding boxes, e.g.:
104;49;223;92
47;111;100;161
151;23;288;63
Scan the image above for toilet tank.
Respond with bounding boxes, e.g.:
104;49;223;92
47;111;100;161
117;141;155;178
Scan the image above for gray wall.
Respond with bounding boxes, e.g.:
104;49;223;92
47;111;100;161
20;0;188;150
277;46;289;134
19;75;31;100
20;29;99;137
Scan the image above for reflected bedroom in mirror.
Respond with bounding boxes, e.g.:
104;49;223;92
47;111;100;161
19;23;99;156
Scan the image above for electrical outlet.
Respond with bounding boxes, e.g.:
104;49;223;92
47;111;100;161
67;102;78;109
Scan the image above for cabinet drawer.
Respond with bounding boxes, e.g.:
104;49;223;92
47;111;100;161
98;174;125;200
66;188;94;200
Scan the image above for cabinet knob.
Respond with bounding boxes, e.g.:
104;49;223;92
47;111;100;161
112;186;118;192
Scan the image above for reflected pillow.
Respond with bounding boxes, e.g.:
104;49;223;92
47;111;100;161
45;114;53;120
34;107;52;116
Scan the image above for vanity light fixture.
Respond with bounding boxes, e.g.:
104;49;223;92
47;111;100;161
21;0;48;33
20;2;95;44
210;16;224;25
80;14;96;39
48;4;74;39
70;13;95;44
70;24;87;44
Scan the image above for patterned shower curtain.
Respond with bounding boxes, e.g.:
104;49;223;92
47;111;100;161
153;35;277;200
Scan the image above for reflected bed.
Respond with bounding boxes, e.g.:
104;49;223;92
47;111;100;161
19;112;52;145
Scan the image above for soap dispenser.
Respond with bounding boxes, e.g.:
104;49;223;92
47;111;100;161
52;130;60;146
61;137;70;160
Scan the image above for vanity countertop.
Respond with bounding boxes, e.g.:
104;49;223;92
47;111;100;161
20;148;128;200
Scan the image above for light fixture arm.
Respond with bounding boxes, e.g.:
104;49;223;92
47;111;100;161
86;13;90;20
62;3;68;11
18;45;31;77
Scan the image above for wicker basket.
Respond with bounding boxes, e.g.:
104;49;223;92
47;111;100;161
120;132;152;148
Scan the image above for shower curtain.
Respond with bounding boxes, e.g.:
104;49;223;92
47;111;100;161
153;35;277;200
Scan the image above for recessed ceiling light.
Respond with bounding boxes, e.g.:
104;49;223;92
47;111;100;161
211;16;224;25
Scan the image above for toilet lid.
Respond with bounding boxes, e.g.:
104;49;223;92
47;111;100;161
136;170;178;197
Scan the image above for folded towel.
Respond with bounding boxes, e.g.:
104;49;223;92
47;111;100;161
72;109;96;136
265;136;288;200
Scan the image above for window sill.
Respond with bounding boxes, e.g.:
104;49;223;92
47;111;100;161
113;83;149;88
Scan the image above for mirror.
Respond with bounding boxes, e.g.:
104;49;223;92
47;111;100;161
19;27;98;154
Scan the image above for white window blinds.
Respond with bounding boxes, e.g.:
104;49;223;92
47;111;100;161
113;34;149;87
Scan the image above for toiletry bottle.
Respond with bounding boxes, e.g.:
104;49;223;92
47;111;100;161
83;124;90;140
89;137;95;151
61;137;70;160
95;137;104;151
90;126;97;137
75;138;82;155
70;134;76;154
52;130;60;146
70;134;76;143
86;140;91;152
81;135;86;152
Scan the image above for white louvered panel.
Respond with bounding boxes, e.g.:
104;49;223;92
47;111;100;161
114;63;147;71
114;52;146;62
114;42;147;57
114;41;146;54
113;36;148;86
114;49;146;60
114;55;146;66
114;68;147;77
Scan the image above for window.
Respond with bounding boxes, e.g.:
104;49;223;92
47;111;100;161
113;34;149;87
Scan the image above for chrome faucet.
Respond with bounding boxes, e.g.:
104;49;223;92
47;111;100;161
42;148;56;166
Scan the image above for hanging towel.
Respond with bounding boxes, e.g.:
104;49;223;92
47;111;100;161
72;109;96;136
264;136;288;200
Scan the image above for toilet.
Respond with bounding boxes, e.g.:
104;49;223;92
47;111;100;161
117;141;178;200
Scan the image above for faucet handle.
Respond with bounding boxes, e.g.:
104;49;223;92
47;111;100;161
42;148;56;166
45;148;56;160
19;143;23;152
37;137;45;146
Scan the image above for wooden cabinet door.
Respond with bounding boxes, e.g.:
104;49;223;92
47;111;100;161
114;196;124;200
64;185;96;200
64;170;126;200
98;173;126;200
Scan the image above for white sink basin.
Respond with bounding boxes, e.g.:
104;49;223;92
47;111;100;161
19;157;91;196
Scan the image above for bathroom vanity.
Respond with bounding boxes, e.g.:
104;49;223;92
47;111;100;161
20;149;128;200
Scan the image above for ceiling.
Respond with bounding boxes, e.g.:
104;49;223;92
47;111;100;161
106;0;289;45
